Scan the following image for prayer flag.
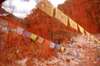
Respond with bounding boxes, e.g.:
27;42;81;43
36;1;54;17
17;26;24;35
78;25;84;35
89;56;91;60
69;18;77;30
60;13;66;25
91;35;94;42
30;33;37;40
82;54;85;58
37;36;44;43
86;56;89;60
44;39;50;45
56;44;60;50
55;8;68;26
79;53;83;58
73;51;77;56
65;15;68;26
50;42;55;48
23;30;31;38
55;8;63;21
97;59;100;62
77;53;79;56
86;31;90;40
91;57;94;61
61;46;65;52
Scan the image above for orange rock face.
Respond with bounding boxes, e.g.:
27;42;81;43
58;0;100;33
0;0;100;66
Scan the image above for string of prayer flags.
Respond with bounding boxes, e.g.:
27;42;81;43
86;31;90;40
30;33;37;40
55;8;68;26
61;46;65;52
37;36;44;43
86;30;100;44
50;42;55;48
69;18;78;31
36;0;54;17
8;22;16;29
67;48;100;62
17;26;24;35
23;30;31;38
56;44;60;50
44;39;50;45
78;25;84;35
55;8;99;44
2;21;100;62
55;7;99;44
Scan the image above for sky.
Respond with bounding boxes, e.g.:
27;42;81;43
2;0;66;19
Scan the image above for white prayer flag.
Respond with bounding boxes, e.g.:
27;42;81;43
50;42;55;48
17;26;24;35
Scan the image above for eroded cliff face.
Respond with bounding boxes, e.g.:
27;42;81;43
0;0;100;66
